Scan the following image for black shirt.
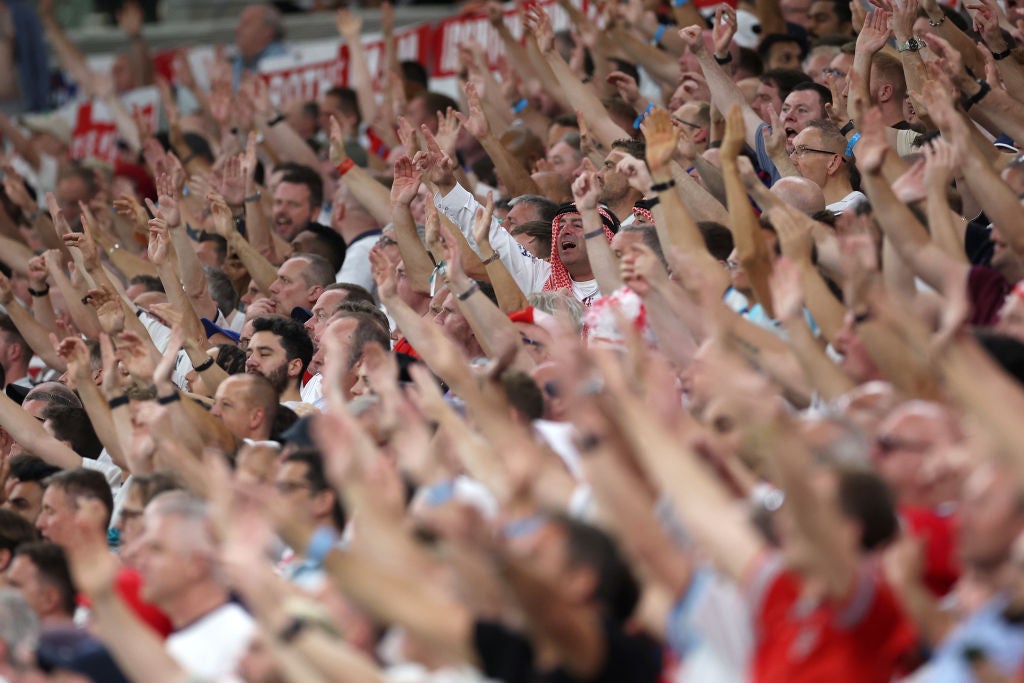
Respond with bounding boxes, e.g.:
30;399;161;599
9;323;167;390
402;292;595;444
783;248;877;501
473;618;662;683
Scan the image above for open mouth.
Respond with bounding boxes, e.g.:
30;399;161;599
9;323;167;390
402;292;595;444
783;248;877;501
785;128;797;138
560;238;577;251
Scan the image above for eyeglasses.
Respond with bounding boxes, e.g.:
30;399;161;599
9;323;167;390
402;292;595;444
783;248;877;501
274;481;312;494
726;259;741;270
789;145;842;158
672;116;703;131
821;68;847;78
376;236;398;248
875;435;932;456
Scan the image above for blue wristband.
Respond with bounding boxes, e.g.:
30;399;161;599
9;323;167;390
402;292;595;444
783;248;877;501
633;102;655;130
304;525;338;566
511;98;529;114
845;132;861;157
672;0;689;7
652;24;667;45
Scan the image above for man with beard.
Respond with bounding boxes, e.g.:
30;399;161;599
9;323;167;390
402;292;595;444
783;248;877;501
244;317;314;406
597;139;647;226
272;165;325;242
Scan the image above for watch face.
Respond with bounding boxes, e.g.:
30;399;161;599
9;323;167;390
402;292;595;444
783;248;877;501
908;38;920;50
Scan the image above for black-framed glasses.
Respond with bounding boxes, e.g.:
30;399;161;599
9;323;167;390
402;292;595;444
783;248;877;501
672;116;703;131
789;145;843;159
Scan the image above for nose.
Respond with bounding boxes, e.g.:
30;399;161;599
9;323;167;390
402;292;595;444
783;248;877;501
245;356;259;372
304;317;315;333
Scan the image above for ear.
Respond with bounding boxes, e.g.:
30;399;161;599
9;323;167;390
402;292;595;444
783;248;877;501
310;205;321;223
287;357;304;380
249;406;265;431
310;488;335;520
567;564;599;603
0;548;10;572
828;154;844;176
307;285;325;307
878;83;893;104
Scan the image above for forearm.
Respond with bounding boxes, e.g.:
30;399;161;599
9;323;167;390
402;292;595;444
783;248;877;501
544;51;630;149
227;231;278;292
695;51;761;148
782;313;856;401
476;241;530;313
672;163;730;224
51;269;103;340
478;134;543;198
90;592;189;683
722;159;774;317
343;166;395;227
581;209;624;295
79;379;128;470
108;247;157;279
30;290;59;335
257;117;320;169
244;193;283;262
342;34;380;127
925;186;968;263
0;236;33;275
0;392;82;468
391;203;434;294
41;18;92;88
6;303;65;371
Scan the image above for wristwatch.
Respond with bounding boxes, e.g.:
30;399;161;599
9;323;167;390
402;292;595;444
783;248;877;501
897;38;926;53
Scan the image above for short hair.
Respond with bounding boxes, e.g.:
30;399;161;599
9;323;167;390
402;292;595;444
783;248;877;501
181;133;215;165
508;195;560;226
145;492;217;557
213;344;247;375
758;33;809;62
837;467;898;551
549;513;640;623
871;52;907;102
128;472;185;508
528;291;584;333
0;589;38;659
608;58;641;87
346;316;392;370
790;81;833;109
8;456;60;484
325;86;361;126
292;253;337;290
400;60;429;90
610;138;646;161
14;542;76;616
43;469;114;529
500;370;544;422
601;97;638;130
294;225;346;273
552;113;579;129
759;68;813;101
330;299;390;332
738;47;764;76
283;449;346;530
251;316;314;378
205;266;239;318
697;221;736;262
279;165;324;208
57;165;99;199
500;127;546;169
24;383;82;409
40;404;103;460
233;373;280;424
804;119;848;156
510;220;553;257
817;0;853;26
198;233;227;265
0;313;29;358
262;3;285;41
620;222;666;268
0;509;37;558
128;275;164;293
324;282;376;307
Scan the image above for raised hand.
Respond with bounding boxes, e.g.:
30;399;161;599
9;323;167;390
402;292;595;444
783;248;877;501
26;255;48;292
115;331;157;383
768;203;816;264
206;192;236;238
454;81;489;140
922;138;958;190
853;107;889;174
147;215;172;265
46;192;72;237
606;71;642;108
154;173;182;227
712;6;738;57
336;7;362;39
56;335;92;382
0;271;13;306
721;104;746;163
328;115;350;166
571;164;602;210
370;244;399;301
113;193;150;232
891;0;921;41
219;155;246;207
472;192;495;251
614;155;653;196
87;285;126;336
525;5;555;54
620;242;669;298
415;125;456;188
768;256;806;322
640;107;680;171
677;25;707;54
856;9;892;54
2;165;36;216
390;156;423;206
434;107;463;156
63;206;101;271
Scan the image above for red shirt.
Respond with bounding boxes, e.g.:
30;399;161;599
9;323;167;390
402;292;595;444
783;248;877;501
902;506;960;597
78;566;174;638
748;552;917;683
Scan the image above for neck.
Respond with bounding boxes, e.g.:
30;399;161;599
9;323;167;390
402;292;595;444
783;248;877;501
280;385;302;404
610;193;641;223
567;265;594;282
338;218;379;244
822;176;854;204
878;101;904;127
164;582;230;629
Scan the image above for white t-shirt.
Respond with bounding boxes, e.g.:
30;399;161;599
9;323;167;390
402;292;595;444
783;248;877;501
826;190;867;215
166;602;254;679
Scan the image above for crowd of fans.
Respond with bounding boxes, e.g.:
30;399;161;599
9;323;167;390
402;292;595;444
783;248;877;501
4;0;1024;681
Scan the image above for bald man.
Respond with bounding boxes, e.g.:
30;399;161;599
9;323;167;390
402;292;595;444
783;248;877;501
210;375;279;442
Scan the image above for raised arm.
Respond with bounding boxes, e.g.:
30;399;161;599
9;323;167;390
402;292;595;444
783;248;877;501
471;193;530;313
336;9;379;131
573;165;624;295
208;193;278;293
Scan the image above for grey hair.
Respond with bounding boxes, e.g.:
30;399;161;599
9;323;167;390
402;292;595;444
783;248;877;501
146;491;218;559
0;589;38;664
205;266;240;320
527;291;584;334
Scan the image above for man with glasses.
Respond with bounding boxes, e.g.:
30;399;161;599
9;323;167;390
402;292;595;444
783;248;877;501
671;101;712;157
789;120;863;213
274;449;347;590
